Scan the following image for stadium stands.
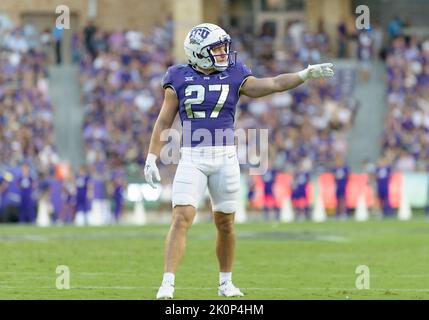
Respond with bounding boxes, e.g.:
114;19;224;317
0;25;59;173
77;23;175;180
0;23;60;222
4;13;429;224
381;35;429;172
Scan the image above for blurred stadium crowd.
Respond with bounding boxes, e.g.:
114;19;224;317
382;35;429;172
0;14;428;224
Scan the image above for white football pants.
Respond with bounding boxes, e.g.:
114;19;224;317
172;145;240;214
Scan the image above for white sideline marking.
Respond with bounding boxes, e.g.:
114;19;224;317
1;286;429;293
1;272;429;279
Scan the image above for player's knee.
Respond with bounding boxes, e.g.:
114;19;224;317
215;215;235;235
171;214;190;231
172;207;194;230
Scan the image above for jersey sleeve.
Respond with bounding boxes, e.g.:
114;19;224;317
237;62;252;96
240;63;252;80
161;66;177;92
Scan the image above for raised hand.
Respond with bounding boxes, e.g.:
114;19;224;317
298;63;334;81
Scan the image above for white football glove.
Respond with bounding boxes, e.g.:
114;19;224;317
298;63;334;81
144;153;161;188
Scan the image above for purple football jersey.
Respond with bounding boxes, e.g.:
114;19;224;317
76;174;90;202
334;166;349;193
376;165;391;198
263;169;278;196
292;172;310;198
162;62;252;147
19;176;33;203
92;177;106;200
50;178;64;214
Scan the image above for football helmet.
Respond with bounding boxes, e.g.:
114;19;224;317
184;23;237;72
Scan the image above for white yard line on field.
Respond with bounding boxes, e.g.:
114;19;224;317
2;271;429;278
1;286;429;293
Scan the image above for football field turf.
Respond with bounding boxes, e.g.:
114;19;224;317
1;218;429;300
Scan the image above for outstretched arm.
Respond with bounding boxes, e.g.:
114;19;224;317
240;63;334;98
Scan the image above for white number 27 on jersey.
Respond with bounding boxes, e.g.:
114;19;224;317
184;84;229;119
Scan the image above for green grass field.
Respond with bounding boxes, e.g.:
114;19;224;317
1;218;429;300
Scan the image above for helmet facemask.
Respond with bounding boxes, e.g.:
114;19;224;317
206;38;237;71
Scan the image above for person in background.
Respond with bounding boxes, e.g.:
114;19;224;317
388;16;403;39
247;175;256;209
18;164;36;224
0;172;10;222
111;172;125;223
357;29;373;81
425;158;429;218
291;161;311;221
0;173;5;212
333;155;349;219
84;19;98;60
23;21;39;50
49;170;63;224
36;172;53;225
90;160;109;224
371;22;384;60
337;20;348;58
375;156;393;217
1;168;21;223
40;27;52;59
74;165;91;226
262;166;280;221
61;176;76;224
52;24;64;64
71;32;82;64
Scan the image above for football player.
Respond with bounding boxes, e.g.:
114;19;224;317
333;155;349;219
74;165;91;226
375;156;393;217
144;23;334;299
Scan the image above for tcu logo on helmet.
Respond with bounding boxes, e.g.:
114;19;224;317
189;27;210;45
